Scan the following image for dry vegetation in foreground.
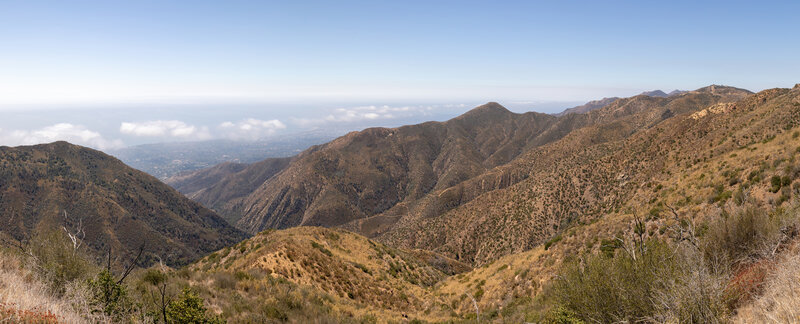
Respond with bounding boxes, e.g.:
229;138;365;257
734;246;800;322
0;251;85;323
4;202;800;323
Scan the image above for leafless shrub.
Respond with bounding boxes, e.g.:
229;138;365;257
651;245;729;324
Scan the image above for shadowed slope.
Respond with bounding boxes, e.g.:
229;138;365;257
0;142;246;266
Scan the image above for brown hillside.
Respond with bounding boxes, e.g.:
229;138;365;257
228;102;571;233
379;86;765;264
435;85;800;317
166;157;292;224
0;141;246;266
173;85;753;265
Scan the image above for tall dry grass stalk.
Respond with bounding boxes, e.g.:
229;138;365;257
735;252;800;323
0;251;107;323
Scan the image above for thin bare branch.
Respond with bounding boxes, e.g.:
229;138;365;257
117;243;145;285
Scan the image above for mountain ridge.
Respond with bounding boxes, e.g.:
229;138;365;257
173;85;753;266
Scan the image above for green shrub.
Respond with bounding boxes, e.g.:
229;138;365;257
544;235;563;250
142;268;167;286
88;270;135;321
166;288;222;324
473;287;484;300
599;238;621;258
311;241;333;257
543;306;585;324
770;175;782;193
551;240;681;323
27;230;93;295
234;270;251;281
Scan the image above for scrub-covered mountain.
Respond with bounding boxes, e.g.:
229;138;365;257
183;102;598;234
0;141;246;266
179;86;750;263
381;85;765;264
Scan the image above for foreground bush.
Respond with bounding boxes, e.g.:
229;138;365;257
88;270;135;321
0;250;97;323
549;239;727;323
702;206;786;270
166;288;223;324
26;230;94;295
543;203;800;323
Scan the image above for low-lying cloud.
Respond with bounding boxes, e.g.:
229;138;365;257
0;123;123;150
219;118;286;140
291;104;464;127
120;120;211;140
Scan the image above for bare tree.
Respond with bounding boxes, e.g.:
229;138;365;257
616;213;647;261
105;242;145;285
61;210;85;255
665;204;699;249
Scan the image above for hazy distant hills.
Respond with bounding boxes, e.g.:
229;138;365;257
109;130;338;180
0;142;245;266
553;89;688;117
639;89;669;97
554;97;620;116
166;157;293;225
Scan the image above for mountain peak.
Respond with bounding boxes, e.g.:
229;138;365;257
639;90;668;97
668;90;687;96
458;102;513;120
694;84;752;95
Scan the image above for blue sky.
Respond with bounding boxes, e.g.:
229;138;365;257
0;0;798;148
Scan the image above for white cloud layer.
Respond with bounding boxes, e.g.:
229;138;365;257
120;120;211;140
0;123;123;150
291;104;464;127
219;118;286;140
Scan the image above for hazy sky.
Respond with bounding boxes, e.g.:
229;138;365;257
1;0;798;148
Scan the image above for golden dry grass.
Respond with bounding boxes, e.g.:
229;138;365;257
0;251;93;324
735;246;800;323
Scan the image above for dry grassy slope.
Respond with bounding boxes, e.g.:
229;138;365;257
166;157;293;225
378;86;753;264
190;226;470;321
432;85;800;315
0;142;246;266
0;252;87;323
